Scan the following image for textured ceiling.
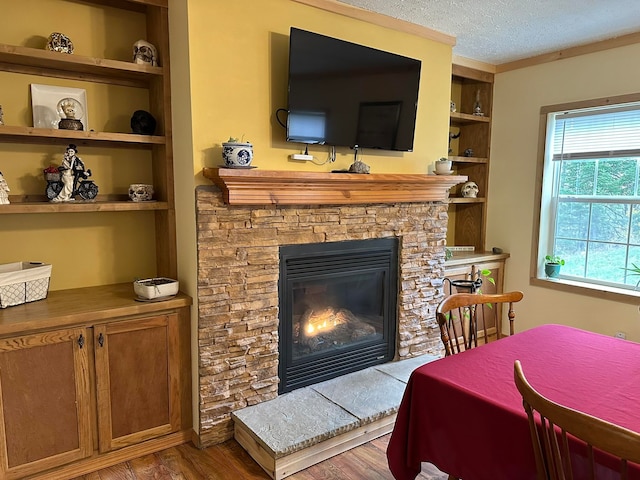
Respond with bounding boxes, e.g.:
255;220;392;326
336;0;640;64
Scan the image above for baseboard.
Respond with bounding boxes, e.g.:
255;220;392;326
28;430;192;480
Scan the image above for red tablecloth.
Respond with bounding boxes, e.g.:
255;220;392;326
387;324;640;480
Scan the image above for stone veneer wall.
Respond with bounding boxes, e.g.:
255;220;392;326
195;185;448;446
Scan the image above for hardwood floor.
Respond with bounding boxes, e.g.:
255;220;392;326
71;434;447;480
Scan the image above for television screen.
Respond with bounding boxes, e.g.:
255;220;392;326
286;28;422;152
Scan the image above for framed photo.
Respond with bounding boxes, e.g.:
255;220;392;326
31;84;88;130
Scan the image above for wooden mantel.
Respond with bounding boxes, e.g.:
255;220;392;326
202;168;467;205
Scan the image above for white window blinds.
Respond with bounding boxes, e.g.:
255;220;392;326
551;103;640;161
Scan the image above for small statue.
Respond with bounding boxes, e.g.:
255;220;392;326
461;181;479;198
57;97;84;130
450;101;456;113
473;89;484;116
130;110;157;135
349;159;370;174
464;148;474;157
46;32;74;54
448;132;460;154
0;105;4;125
0;171;10;205
133;40;158;66
50;144;98;202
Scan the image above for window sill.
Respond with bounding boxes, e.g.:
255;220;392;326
531;276;640;305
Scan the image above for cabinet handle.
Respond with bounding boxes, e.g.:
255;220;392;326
78;334;85;349
98;333;104;347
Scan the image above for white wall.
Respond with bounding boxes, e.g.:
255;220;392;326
489;43;640;341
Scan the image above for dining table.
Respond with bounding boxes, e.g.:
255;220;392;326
386;323;640;480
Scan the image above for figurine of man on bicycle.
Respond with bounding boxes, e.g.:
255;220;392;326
49;144;98;202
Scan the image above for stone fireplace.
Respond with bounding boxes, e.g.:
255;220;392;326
196;169;463;446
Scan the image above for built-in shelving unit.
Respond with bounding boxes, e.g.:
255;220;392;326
0;0;176;278
448;64;494;251
0;2;191;477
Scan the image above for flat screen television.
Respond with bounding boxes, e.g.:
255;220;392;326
286;28;422;152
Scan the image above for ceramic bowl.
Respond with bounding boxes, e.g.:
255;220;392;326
134;277;179;299
128;184;154;202
222;142;253;167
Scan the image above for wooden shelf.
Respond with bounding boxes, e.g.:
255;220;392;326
0;43;163;88
0;200;169;214
450;112;490;126
84;0;168;11
203;168;468;205
449;197;486;204
0;125;165;147
449;155;488;164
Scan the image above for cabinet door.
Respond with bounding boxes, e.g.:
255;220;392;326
0;328;91;479
94;314;180;452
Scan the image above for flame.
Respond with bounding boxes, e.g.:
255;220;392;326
304;310;339;337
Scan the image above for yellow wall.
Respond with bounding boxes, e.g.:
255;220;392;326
184;0;452;178
0;2;157;290
489;43;640;341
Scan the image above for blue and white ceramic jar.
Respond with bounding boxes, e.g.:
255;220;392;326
222;141;253;167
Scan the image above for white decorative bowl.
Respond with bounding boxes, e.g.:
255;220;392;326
133;277;179;299
222;142;253;167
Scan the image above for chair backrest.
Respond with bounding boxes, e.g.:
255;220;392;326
514;360;640;480
436;291;523;356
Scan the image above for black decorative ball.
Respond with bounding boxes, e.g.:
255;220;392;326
130;110;157;135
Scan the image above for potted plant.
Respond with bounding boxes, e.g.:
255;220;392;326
544;254;565;278
623;262;640;289
222;136;253;168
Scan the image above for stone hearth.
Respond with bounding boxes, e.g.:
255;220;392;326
232;353;438;479
196;169;462;446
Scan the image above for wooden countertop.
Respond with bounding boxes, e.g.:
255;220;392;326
445;251;510;267
0;282;192;337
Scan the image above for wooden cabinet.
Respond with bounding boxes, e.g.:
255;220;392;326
448;64;494;251
0;284;192;479
0;328;92;479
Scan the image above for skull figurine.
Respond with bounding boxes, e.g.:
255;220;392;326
133;40;158;67
47;32;74;54
461;181;479;198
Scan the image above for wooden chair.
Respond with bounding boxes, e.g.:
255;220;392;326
514;360;640;479
436;291;523;356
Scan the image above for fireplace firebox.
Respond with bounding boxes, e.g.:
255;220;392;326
278;238;398;393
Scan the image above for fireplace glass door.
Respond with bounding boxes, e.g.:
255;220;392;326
278;238;397;393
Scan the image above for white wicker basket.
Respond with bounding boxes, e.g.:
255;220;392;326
0;262;52;308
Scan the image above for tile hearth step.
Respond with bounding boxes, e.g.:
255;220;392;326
232;354;437;480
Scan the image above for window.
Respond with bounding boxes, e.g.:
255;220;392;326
538;97;640;292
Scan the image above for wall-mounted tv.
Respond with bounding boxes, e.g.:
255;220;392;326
286;27;422;152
